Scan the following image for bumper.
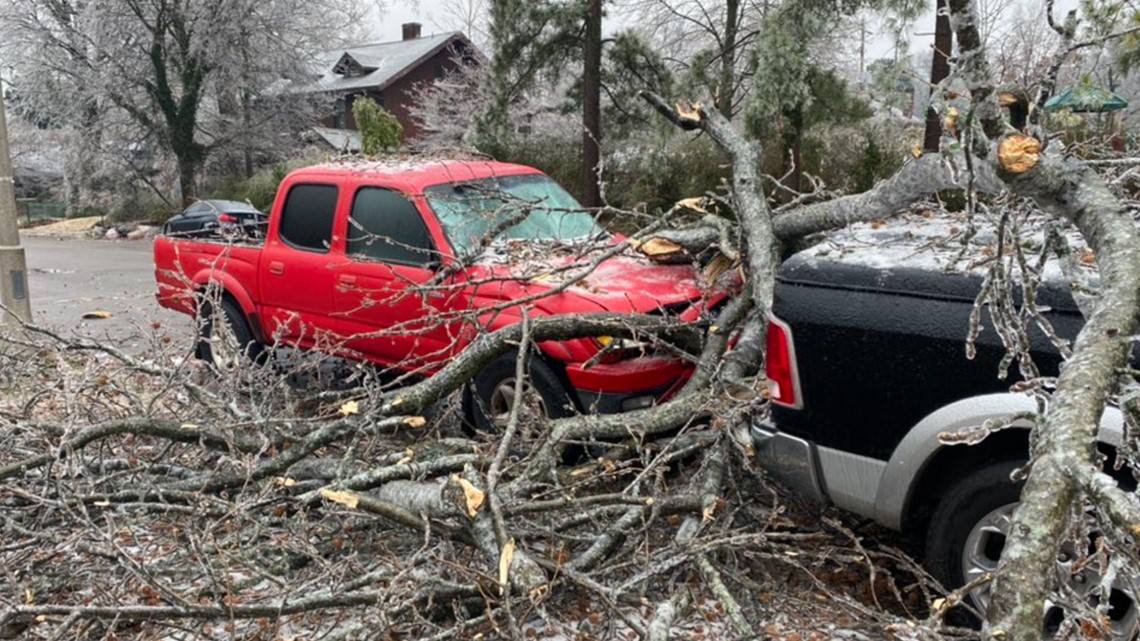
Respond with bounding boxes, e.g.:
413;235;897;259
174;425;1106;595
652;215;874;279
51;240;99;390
563;356;690;414
576;384;675;414
750;422;827;503
563;356;690;394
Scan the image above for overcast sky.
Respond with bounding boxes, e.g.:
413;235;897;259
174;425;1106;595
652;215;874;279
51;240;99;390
370;0;1083;62
371;1;469;42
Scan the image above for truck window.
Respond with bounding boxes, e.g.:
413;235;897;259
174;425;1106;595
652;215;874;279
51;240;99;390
347;188;437;266
279;184;338;252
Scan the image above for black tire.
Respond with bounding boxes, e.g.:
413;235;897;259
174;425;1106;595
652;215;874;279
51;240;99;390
464;351;575;433
925;460;1023;627
195;297;264;371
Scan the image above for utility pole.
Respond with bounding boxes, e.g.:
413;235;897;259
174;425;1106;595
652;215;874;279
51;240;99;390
923;0;953;153
0;74;33;325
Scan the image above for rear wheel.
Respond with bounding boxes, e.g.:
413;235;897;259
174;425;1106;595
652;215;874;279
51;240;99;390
464;351;575;433
925;461;1139;637
196;297;264;372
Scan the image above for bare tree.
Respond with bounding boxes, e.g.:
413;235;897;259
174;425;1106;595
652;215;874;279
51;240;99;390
0;0;367;203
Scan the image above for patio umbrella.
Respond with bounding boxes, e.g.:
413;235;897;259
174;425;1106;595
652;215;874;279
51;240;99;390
1044;84;1129;112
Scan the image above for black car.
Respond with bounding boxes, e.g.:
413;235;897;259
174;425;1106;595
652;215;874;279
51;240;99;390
162;200;268;239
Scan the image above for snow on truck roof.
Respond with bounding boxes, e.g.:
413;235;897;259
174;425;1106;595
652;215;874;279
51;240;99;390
294;157;543;189
782;211;1094;314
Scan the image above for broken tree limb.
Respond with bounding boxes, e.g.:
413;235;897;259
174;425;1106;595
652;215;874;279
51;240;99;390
771;154;1001;241
946;3;1140;637
642;91;779;383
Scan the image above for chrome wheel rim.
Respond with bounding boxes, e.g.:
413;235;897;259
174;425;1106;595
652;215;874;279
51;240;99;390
961;502;1139;638
207;311;243;371
488;377;546;429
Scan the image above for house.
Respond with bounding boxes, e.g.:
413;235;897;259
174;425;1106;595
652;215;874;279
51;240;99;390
305;23;480;148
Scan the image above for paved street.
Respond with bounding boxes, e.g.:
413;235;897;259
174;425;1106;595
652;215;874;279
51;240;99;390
22;236;190;352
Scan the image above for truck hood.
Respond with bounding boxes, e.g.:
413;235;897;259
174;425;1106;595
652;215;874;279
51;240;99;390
464;250;709;316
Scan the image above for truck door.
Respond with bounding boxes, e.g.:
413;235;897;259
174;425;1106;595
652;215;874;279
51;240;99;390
259;182;343;348
334;186;467;370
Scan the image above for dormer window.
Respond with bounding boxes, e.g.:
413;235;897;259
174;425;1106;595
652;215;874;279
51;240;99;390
332;53;378;78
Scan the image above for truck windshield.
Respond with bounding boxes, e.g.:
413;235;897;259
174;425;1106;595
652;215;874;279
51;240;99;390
425;174;604;256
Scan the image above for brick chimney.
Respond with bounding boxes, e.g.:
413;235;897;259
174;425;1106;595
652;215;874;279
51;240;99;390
402;22;422;40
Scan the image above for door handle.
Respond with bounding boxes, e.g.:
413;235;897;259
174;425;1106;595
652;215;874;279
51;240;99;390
338;274;357;287
268;261;285;275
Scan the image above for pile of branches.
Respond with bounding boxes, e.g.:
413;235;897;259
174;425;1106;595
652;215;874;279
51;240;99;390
0;309;944;641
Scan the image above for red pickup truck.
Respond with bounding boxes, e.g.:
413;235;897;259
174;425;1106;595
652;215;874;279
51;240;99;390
154;159;721;427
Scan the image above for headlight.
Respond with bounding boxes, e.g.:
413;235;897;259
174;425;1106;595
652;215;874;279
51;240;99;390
594;336;650;351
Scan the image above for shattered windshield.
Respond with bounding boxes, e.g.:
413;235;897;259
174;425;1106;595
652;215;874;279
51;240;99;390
425;174;604;256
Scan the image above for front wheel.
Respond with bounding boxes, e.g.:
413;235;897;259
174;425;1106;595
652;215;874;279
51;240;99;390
195;297;264;372
925;461;1139;637
464;351;575;433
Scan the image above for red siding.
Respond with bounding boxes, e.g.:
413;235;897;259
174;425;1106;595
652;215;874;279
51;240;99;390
320;45;468;143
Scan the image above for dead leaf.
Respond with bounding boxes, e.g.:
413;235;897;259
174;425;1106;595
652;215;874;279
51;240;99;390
338;400;359;416
396;448;414;466
319;488;359;509
180;423;199;430
451;475;485;518
499;538;516;595
910;144;923;159
998;134;1042;174
999;92;1020;107
1081;248;1096;265
932;597;947;612
402;416;426;428
82;310;112;319
274;477;296;488
93;500;111;507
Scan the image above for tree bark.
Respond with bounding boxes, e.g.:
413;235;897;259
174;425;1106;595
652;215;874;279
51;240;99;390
716;0;740;120
582;0;603;209
923;0;952;153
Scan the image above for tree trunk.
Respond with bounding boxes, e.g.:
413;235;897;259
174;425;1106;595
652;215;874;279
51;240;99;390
923;0;952;153
176;151;199;204
581;0;603;209
717;0;740;120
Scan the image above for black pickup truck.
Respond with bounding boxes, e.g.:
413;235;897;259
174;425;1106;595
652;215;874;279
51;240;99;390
752;217;1136;635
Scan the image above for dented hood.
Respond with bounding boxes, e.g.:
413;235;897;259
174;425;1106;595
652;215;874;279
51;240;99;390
464;250;710;315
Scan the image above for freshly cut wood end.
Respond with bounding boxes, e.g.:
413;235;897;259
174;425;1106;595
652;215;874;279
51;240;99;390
451;474;485;518
498;538;516;595
674;196;709;214
943;107;960;137
998;135;1042;174
319;488;360;509
637;237;684;258
674;101;703;123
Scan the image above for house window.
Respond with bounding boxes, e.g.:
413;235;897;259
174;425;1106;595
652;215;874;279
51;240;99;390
333;97;346;129
347;188;436;266
279;184;339;253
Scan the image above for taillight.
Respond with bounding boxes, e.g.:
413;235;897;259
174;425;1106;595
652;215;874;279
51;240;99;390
218;214;238;224
765;316;801;408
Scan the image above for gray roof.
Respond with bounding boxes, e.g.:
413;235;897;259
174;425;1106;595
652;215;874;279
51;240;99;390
305;32;468;94
311;127;362;152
